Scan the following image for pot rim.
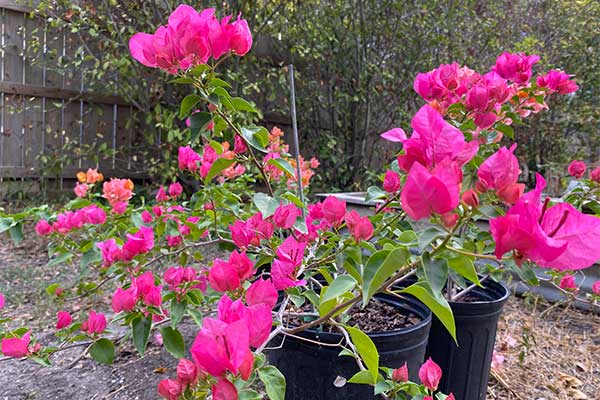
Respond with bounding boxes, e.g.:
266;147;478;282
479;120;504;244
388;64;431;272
280;293;432;340
450;278;510;306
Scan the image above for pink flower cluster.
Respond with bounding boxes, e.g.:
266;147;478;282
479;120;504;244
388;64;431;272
230;212;274;248
158;358;203;400
188;288;275;400
97;226;155;267
156;182;183;202
102;178;134;214
163;266;207;294
271;236;307;290
129;5;252;74
383;105;475;222
477;144;525;204
35;204;107;236
412;52;577;131
81;310;107;335
112;271;162;313
208;250;255;292
490;174;600;270
178;143;246;182
1;331;40;358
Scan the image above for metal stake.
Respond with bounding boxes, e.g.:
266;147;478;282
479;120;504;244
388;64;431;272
288;65;305;211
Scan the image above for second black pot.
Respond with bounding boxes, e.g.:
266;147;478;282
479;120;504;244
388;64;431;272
426;279;510;400
266;293;432;400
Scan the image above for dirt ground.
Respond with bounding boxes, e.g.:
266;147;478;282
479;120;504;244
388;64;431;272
0;229;598;399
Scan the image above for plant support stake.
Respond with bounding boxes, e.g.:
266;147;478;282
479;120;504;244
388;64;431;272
289;65;305;212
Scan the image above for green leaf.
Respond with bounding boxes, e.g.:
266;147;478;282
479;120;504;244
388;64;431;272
170;300;187;328
179;94;202;118
258;365;286;400
402;282;456;341
0;217;15;233
239;390;262;400
89;338;115;364
231;97;258;113
132;316;152;356
362;248;409;306
495;123;514;139
346;326;379;383
252;192;280;218
160;326;185;359
204;158;236;184
47;251;74;267
365;186;387;203
347;370;376;384
421;252;449;296
241;126;269;153
418;227;446;251
80;247;102;269
45;283;60;296
321;276;357;303
210;77;232;88
169;77;195;84
9;223;23;244
267;158;295;178
189;111;212;144
447;254;481;286
281;192;307;209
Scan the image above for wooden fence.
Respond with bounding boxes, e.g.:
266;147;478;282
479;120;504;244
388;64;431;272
0;0;143;181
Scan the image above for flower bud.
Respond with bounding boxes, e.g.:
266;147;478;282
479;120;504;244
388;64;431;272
461;189;479;208
391;363;409;382
177;358;199;386
56;311;72;330
418;358;442;391
157;379;182;400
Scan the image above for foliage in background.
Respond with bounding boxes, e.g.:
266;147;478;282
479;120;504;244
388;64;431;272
29;0;600;192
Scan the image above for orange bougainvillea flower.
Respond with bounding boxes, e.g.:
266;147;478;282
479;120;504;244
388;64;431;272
76;171;87;183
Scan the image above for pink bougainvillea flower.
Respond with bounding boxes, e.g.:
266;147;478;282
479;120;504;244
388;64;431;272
391;363;409;382
1;332;32;358
74;183;88;198
380;127;407;143
112;287;136;313
56;311;72;330
168;182;183;198
0;292;4;309
209;258;242;292
81;310;107;334
230;213;274;248
157;379;183;400
273;203;301;229
536;202;600;270
493;52;540;84
141;210;153;224
477;144;525;204
80;205;107;225
401;160;460;220
559;274;576;290
191;318;253;378
35;219;52;236
396;105;478;172
345;210;374;242
490;174;567;265
178;146;202;172
322;196;346;226
383;170;401;193
226;16;253;56
228;250;255;281
212;378;238;400
537;70;578;94
271;259;305;290
491;350;505;371
156;186;169;202
465;84;490;112
590;166;600;183
592;281;600;295
246;278;278;309
122;226;155;260
491;174;600;270
418;357;443;391
177;358;199;386
97;239;122;267
276;236;306;267
461;189;480;208
217;295;272;348
102;178;134;207
567;160;586;179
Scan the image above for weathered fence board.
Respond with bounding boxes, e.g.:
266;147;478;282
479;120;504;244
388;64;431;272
0;1;145;181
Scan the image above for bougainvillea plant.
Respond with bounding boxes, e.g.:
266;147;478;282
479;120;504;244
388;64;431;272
1;5;600;400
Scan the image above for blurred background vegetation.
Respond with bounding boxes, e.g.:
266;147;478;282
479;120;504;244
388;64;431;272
31;0;600;192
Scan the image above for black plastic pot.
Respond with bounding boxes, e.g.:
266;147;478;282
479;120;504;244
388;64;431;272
266;294;432;400
426;279;510;400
